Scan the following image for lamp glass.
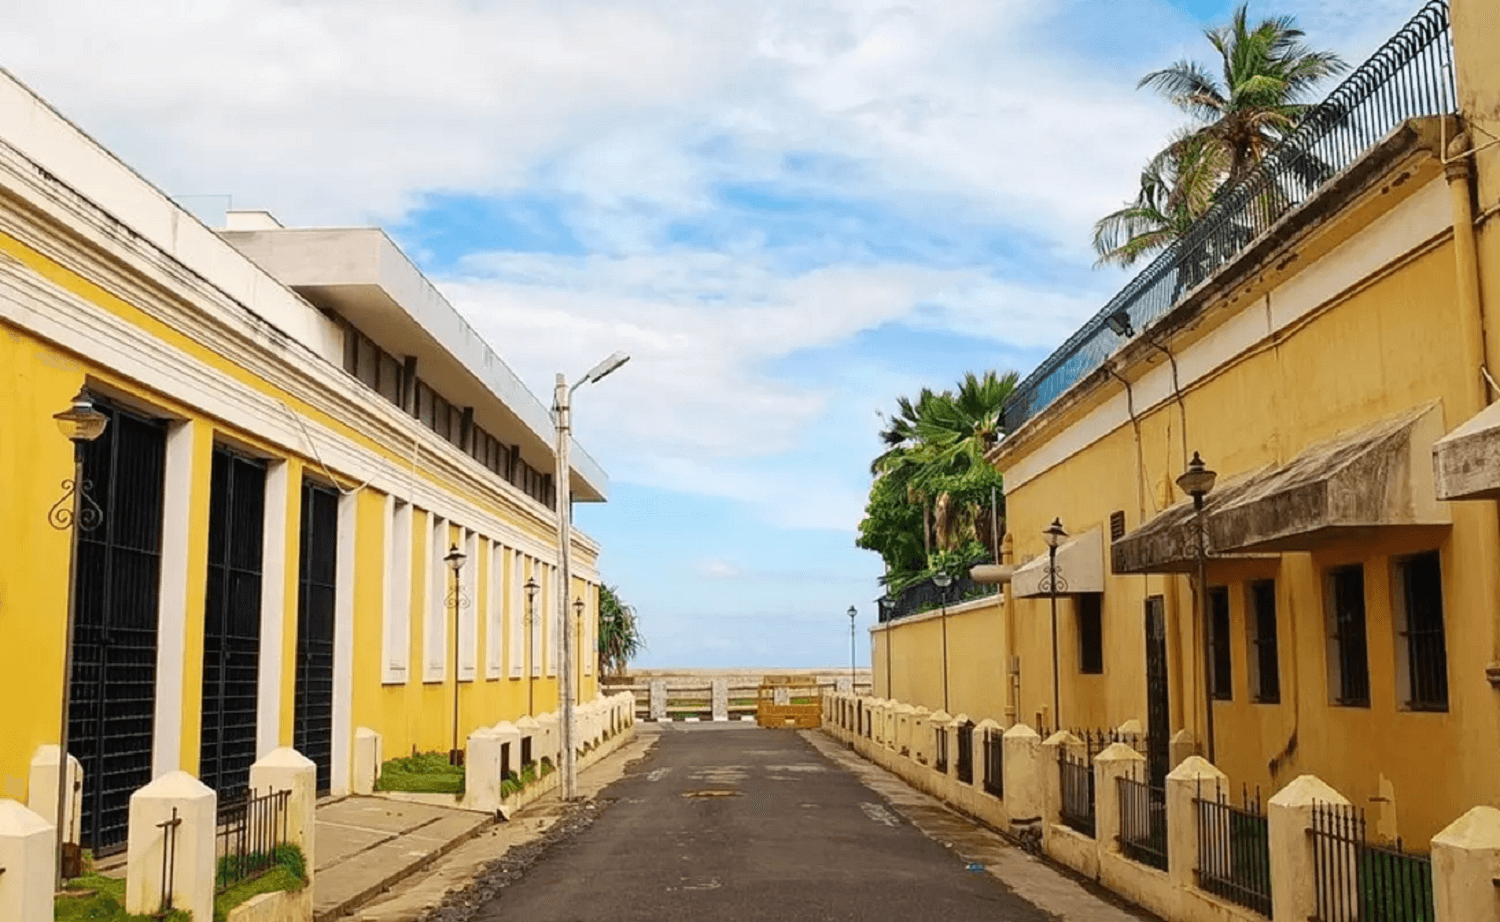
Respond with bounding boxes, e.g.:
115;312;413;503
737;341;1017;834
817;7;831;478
54;389;108;444
847;606;857;620
1043;518;1067;548
933;573;953;588
573;597;585;616
1176;451;1218;498
444;544;466;573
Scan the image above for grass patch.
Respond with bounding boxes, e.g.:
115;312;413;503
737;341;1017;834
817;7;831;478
374;751;465;796
499;759;557;797
58;847;308;922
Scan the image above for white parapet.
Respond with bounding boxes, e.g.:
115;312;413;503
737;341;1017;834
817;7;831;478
1431;805;1500;922
352;728;383;796
250;748;318;875
1092;743;1146;855
126;771;216;922
0;799;53;922
711;679;729;721
26;745;81;845
535;713;559;765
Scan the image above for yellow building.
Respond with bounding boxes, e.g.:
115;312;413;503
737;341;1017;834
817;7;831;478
0;72;607;855
875;0;1500;843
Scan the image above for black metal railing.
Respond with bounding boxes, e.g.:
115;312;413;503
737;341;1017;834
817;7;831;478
1059;752;1095;837
934;727;949;773
956;721;975;784
1197;781;1272;916
983;729;1005;798
215;787;291;893
878;575;999;623
1310;802;1434;922
1119;772;1168;871
1002;0;1455;433
1034;727;1151;763
158;807;181;914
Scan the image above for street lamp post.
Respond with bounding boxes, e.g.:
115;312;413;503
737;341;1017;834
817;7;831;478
1042;518;1068;732
846;606;857;692
50;388;108;889
573;596;586;704
933;573;953;713
554;351;629;801
1177;451;1219;763
524;577;539;715
444;544;467;766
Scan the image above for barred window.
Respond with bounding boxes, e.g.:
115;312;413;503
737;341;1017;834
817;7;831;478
1326;565;1370;707
1394;551;1447;711
1077;593;1103;674
1247;580;1280;703
1209;586;1232;700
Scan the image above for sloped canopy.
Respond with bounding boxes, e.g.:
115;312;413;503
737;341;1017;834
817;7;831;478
1012;528;1104;597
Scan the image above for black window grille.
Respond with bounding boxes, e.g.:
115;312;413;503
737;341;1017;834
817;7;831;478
1209;586;1232;700
934;727;949;773
1078;593;1104;674
69;404;167;854
1396;551;1447;711
1310;802;1433;922
955;721;974;784
1328;565;1371;707
200;448;267;801
1118;770;1168;871
983;729;1004;798
1058;752;1095;837
1248;580;1280;704
1196;781;1271;916
294;480;339;796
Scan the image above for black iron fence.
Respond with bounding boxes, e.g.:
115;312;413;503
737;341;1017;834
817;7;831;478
158;807;182;914
983;729;1005;798
216;787;292;893
1196;781;1272;916
878;575;999;623
956;721;975;784
1059;751;1095;837
1002;0;1456;433
1310;802;1434;922
1119;771;1168;871
934;727;949;773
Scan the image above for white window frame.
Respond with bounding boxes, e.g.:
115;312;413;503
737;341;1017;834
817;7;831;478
382;498;412;684
458;528;478;681
486;541;505;680
509;550;525;678
423;513;447;683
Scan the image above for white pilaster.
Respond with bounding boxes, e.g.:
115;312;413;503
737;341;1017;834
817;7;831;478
151;419;196;778
257;461;291;757
330;491;357;796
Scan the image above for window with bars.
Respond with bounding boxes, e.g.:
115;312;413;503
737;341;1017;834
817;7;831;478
1208;586;1232;700
1077;593;1103;674
1246;579;1280;704
1326;564;1371;707
1394;551;1447;711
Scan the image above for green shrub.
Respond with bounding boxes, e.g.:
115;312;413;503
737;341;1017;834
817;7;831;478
374;752;465;796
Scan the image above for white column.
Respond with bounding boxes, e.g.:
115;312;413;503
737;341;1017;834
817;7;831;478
351;728;382;796
126;772;215;922
1167;756;1227;899
330;491;357;796
250;748;317;877
257;461;291;757
1002;724;1043;824
152;419;196;778
26;746;80;844
1093;743;1145;854
382;498;412;684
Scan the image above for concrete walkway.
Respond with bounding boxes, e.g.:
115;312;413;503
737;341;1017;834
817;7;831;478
314;797;494;922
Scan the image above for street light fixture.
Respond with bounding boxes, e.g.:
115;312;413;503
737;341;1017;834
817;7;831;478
524;576;540;715
444;543;467;766
846;606;857;692
1042;518;1068;732
554;351;629;801
1176;451;1218;762
50;387;107;889
573;596;586;703
933;572;953;713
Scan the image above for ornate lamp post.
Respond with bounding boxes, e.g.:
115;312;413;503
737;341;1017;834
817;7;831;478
846;605;857;691
524;576;540;715
933;573;953;713
573;596;586;703
1176;451;1218;762
444;543;467;766
51;387;108;888
1042;518;1068;731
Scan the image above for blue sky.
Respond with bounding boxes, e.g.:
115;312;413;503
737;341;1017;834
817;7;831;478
0;0;1421;668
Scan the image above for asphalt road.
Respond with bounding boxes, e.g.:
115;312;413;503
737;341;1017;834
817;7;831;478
468;723;1057;922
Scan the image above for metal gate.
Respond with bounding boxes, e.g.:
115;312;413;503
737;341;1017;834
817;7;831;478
199;448;266;800
69;405;167;854
1144;596;1171;789
294;480;338;796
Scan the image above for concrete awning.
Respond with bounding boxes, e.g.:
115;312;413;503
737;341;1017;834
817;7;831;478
1113;405;1448;574
1012;528;1104;597
1434;399;1500;501
1208;403;1448;552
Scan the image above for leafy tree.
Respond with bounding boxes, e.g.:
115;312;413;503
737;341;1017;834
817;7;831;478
596;585;644;677
1093;3;1347;266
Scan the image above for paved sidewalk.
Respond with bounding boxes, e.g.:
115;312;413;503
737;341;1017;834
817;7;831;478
314;797;494;922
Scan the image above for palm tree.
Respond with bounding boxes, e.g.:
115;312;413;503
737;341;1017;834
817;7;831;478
596;585;644;677
1092;3;1346;266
